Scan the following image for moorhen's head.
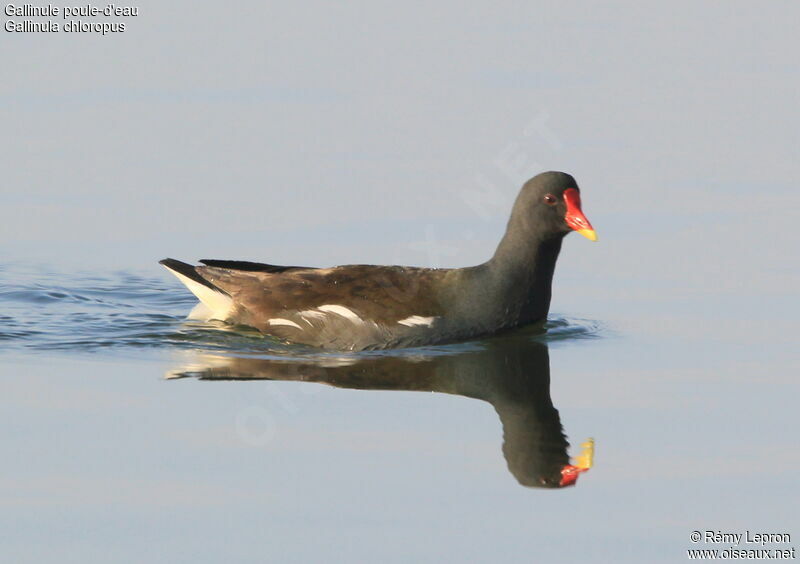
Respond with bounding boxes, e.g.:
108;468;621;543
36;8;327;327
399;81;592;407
509;171;597;242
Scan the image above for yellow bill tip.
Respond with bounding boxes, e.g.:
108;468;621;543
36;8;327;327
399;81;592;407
574;438;595;470
576;228;598;242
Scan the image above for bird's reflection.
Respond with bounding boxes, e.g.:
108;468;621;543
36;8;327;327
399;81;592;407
167;335;593;488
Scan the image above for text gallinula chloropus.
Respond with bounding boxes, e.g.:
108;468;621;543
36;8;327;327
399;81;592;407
161;170;596;350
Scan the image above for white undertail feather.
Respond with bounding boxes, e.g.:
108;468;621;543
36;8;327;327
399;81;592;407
188;301;213;320
163;266;234;321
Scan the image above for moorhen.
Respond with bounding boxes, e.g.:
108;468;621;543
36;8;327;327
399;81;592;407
161;171;597;350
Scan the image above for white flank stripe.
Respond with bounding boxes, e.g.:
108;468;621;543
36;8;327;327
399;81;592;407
397;315;436;327
268;318;303;330
317;304;361;321
299;310;327;323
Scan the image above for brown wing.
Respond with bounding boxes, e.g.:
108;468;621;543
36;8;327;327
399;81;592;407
196;264;452;349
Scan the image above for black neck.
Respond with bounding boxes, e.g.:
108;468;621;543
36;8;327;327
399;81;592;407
484;229;565;325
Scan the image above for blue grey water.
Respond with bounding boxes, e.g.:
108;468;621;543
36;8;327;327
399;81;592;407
2;2;799;562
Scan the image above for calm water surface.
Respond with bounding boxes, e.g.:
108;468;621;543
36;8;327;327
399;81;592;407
4;2;799;559
1;263;797;563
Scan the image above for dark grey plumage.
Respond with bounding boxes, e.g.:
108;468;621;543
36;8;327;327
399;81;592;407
161;171;596;350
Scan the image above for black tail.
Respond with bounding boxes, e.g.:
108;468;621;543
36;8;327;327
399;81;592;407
199;259;308;274
159;258;220;292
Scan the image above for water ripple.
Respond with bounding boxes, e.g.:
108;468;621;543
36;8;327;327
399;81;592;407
0;265;603;357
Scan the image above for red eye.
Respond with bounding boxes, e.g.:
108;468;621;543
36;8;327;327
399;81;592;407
544;194;557;205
